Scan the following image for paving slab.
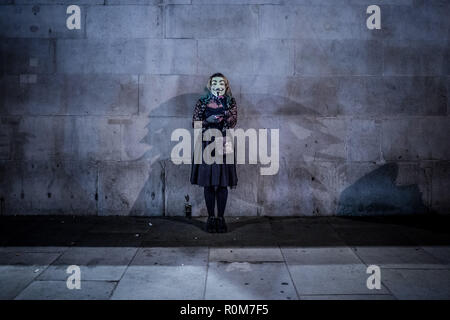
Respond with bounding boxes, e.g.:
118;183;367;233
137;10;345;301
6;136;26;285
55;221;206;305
270;219;346;246
15;280;117;300
281;247;363;265
111;265;207;300
288;264;390;296
205;262;298;300
420;246;450;264
0;252;61;266
300;294;396;300
0;266;47;299
38;247;137;281
353;246;447;269
210;247;284;262
0;216;449;300
0;252;61;299
131;247;208;266
381;268;450;300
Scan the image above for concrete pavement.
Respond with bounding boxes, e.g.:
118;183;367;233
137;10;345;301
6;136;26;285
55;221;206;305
0;215;449;300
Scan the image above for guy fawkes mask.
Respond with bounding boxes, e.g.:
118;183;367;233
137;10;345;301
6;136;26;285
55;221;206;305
210;76;226;97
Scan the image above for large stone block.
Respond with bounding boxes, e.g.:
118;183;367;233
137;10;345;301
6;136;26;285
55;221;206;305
56;39;197;74
295;39;382;75
239;75;339;117
228;163;260;216
120;115;153;161
0;75;62;115
106;0;187;4
347;119;381;162
138;75;209;117
60;74;138;116
0;5;86;38
336;76;447;116
238;76;446;117
258;159;338;216
164;160;261;217
383;40;447;76
98;160;164;216
123;116;191;162
86;5;162;39
0;160;29;215
164;160;204;216
165;4;258;39
431;162;450;214
15;280;117;300
382;3;449;42
15;0;102;3
381;77;447;116
238;115;347;164
3;116;72;161
381;117;450;161
4;115;121;161
72;116;122;161
260;4;383;40
0;74;138;116
282;116;346;163
20;160;98;215
193;0;281;3
0;120;11;160
0;39;55;75
381;268;450;299
197;39;294;76
447;76;450;114
335;162;430;215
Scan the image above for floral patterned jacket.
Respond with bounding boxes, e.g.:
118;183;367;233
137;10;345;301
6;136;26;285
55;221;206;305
192;94;238;132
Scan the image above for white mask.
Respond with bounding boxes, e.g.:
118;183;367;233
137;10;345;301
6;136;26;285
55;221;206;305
210;76;226;97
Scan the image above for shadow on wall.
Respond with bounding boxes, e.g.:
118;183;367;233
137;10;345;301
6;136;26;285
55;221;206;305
128;93;200;216
128;92;349;216
337;163;429;216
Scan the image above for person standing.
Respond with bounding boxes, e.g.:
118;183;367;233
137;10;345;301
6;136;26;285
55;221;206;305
190;73;238;233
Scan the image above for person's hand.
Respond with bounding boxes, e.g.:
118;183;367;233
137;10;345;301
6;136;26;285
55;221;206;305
205;114;221;123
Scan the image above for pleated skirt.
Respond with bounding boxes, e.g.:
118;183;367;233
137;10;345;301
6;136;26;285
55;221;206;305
190;139;238;189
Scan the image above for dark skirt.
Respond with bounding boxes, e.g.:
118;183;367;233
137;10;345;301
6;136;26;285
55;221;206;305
190;139;238;189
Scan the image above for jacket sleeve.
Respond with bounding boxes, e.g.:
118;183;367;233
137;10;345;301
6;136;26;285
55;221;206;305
192;99;207;128
224;97;237;129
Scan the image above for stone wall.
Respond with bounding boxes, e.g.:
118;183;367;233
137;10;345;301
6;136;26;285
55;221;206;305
0;0;449;216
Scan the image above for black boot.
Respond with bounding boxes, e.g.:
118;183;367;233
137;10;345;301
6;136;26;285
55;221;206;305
216;216;227;233
206;216;216;233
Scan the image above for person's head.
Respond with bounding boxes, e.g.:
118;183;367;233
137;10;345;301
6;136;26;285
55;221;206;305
206;73;232;97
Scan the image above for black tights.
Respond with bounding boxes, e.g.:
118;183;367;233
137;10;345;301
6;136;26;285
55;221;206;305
204;186;228;217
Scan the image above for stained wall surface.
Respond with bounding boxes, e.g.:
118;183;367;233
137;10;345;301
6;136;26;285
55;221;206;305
0;0;449;216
